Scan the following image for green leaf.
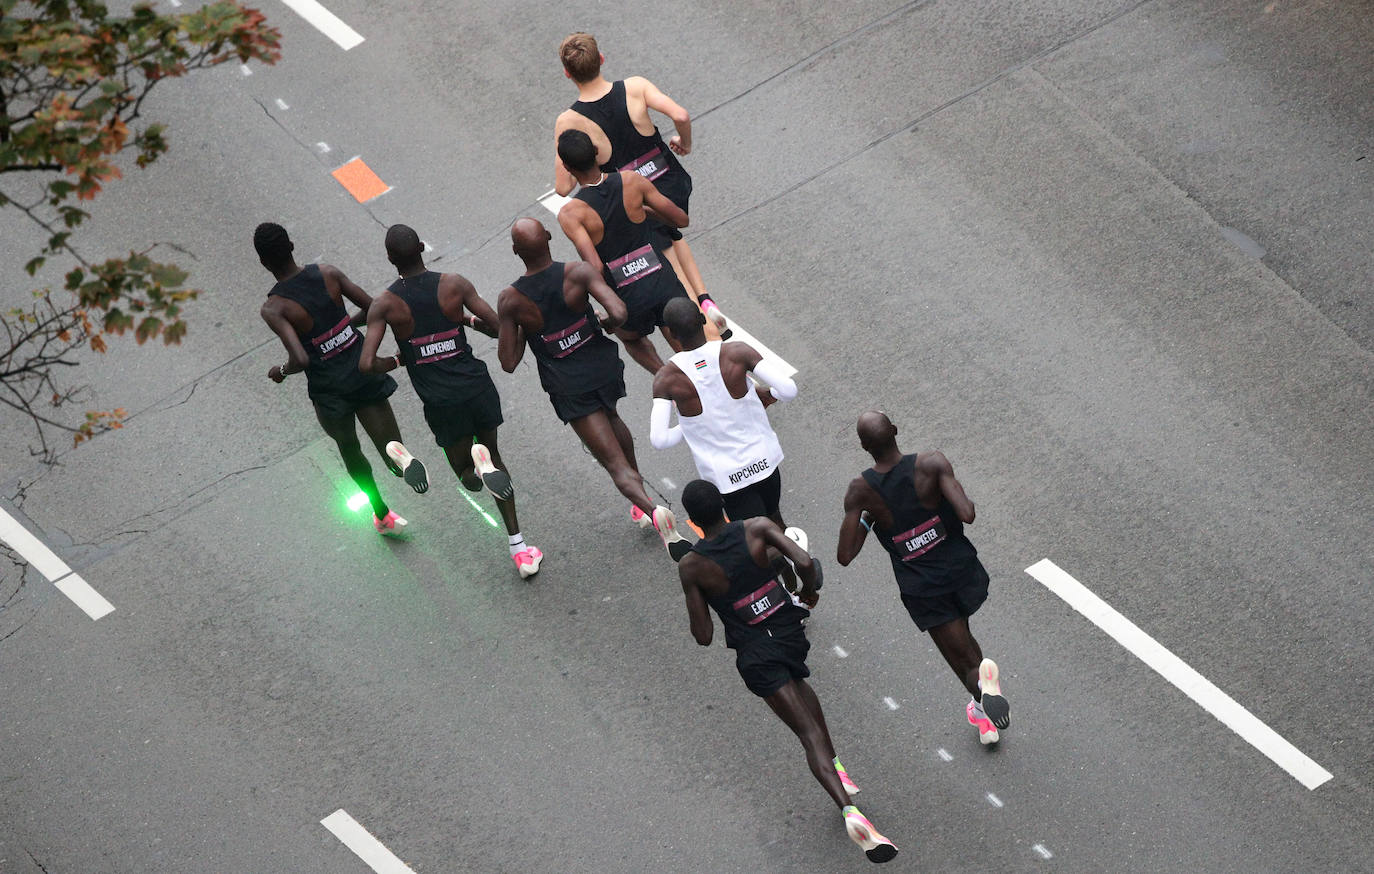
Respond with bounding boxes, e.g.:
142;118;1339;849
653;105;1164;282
25;256;46;276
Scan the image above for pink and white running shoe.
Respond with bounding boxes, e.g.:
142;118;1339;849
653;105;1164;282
843;805;897;863
513;546;543;579
967;699;1000;745
630;504;653;529
652;506;693;562
373;510;407;536
834;757;860;796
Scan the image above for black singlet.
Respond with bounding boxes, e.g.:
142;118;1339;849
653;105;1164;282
267;264;374;400
569;79;689;200
573;173;686;303
387;271;491;406
691;521;808;649
862;454;983;596
511;262;622;396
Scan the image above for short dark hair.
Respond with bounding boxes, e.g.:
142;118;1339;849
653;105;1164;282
662;296;706;339
254;222;292;268
557;129;598;173
681;479;725;528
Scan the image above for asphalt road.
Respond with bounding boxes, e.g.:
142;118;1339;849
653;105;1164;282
1;0;1370;871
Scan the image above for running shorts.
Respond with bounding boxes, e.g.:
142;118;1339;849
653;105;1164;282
310;372;397;422
421;379;504;449
721;467;782;522
549;375;627;425
621;281;689;338
735;620;810;698
900;563;990;632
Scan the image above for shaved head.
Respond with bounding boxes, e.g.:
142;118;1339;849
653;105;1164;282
511;217;552;263
662;296;706;342
385;224;423;269
857;410;898;456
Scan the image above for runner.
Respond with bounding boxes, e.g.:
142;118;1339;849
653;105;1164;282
650;298;797;530
495;218;691;561
678;479;898;864
556;128;691;375
254;222;427;536
837;411;1010;744
553;32;729;337
359;224;542;578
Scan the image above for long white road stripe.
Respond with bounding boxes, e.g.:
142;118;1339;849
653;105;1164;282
53;573;115;621
321;810;416;874
1026;558;1333;790
535;189;797;377
0;507;114;620
279;0;364;50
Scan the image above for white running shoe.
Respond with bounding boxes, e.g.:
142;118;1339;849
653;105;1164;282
652;506;693;562
630;504;654;529
843;806;897;863
385;441;429;494
470;443;513;501
978;658;1010;730
373;510;407;536
513;546;543;579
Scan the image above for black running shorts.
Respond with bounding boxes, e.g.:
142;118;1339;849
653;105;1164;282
549;375;627;425
650;170;692;244
735;621;810;698
621;282;689;338
421;380;504;449
900;563;991;632
721;467;783;522
310;372;397;422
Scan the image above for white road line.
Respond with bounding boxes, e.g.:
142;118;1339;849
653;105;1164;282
53;573;115;621
0;507;114;620
316;142;332;153
321;810;415;874
832;644;849;658
936;748;953;762
882;696;900;710
279;0;365;50
534;188;797;377
274;98;290;111
239;64;252;76
1032;844;1054;860
986;792;1004;808
661;477;677;491
0;507;71;580
1026;558;1333;790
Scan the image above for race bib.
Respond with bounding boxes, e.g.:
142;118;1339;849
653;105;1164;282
606;244;662;288
891;516;947;562
542;316;594;359
731;578;789;626
409;327;465;365
312;315;357;360
726;457;771;488
621;146;668;181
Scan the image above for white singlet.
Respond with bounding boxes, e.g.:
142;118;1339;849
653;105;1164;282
668;341;784;494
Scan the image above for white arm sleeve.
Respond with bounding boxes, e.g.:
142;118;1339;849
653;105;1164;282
751;357;798;402
650;397;684;449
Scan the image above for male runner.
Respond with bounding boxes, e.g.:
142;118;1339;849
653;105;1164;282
678;479;898;864
359;224;542;578
495;218;691;561
254;222;427;536
650;298;797;529
556;129;691;375
837;411;1010;744
553;32;728;337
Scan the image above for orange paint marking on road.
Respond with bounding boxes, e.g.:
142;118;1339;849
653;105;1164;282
331;157;391;202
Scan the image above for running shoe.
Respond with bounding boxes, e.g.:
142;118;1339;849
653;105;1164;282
373;510;407;536
701;299;732;340
783;526;809;553
385;441;429;494
843;806;897;863
834;757;860;796
513;546;543;579
977;658;1010;730
966;699;999;745
652;506;693;562
470;443;514;501
630;504;653;530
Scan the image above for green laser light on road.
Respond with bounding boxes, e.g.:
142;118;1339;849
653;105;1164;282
346;492;368;512
458;488;500;529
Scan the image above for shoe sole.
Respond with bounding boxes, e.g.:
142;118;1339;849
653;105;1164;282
979;659;1010;730
517;553;542;579
653;507;692;562
385;441;430;494
470;443;513;501
846;820;898;864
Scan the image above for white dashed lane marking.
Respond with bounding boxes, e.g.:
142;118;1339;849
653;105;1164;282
1033;843;1054;860
0;507;113;620
321;809;415;874
882;696;900;711
1027;558;1333;790
936;748;953;762
831;644;849;658
986;792;1004;809
279;0;365;51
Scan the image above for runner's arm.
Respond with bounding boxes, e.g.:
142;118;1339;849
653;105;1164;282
358;297;402;374
455;276;500;339
734;343;797;401
649;368;684;448
495;287;526;373
640;78;691;155
260;301;310;381
757;520;818;606
636;174;688;229
557;204;605;272
569;261;627;330
837;478;874;566
931;452;976;524
321;264;374;327
678;556;715;646
553;112;579;196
